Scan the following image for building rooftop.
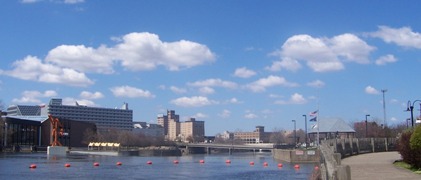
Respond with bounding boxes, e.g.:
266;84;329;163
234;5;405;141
308;117;355;133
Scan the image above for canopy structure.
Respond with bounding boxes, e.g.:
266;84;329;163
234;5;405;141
308;117;355;140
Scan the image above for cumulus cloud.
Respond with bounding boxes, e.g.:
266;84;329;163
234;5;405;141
2;32;214;86
227;98;241;104
12;90;57;104
170;96;217;107
192;112;208;119
63;97;96;107
369;26;421;49
1;56;94;87
365;86;379;94
246;75;298;92
170;86;187;94
244;113;258;119
188;78;238;89
375;54;397;65
199;87;215;94
20;0;41;3
113;32;215;71
80;91;104;99
218;109;231;118
307;80;325;88
110;85;155;98
274;93;307;105
64;0;84;4
233;67;256;78
46;45;114;74
270;33;375;72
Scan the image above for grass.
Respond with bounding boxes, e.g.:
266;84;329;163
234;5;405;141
394;160;421;174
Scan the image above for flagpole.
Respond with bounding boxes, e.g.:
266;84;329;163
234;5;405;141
316;89;320;148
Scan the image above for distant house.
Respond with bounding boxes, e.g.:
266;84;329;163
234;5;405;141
308;117;355;141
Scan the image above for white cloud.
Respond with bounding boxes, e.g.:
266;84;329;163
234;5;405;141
188;78;238;89
274;93;307;105
170;96;217;107
62;97;96;107
193;112;208;119
110;85;155;98
12;90;57;104
271;33;375;72
46;45;114;74
21;0;41;3
64;0;84;4
233;67;256;78
369;26;421;49
170;86;187;94
228;98;240;104
218;109;231;118
246;75;298;92
80;91;104;99
307;80;325;88
1;56;94;87
375;54;397;65
365;86;379;94
199;87;215;94
113;32;215;71
244;113;258;119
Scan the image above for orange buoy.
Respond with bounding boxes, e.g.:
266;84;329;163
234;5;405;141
116;162;122;166
93;162;100;166
294;164;300;169
173;160;179;164
29;164;37;168
263;162;268;166
225;160;231;164
249;161;255;166
147;161;153;165
277;163;283;167
64;163;71;167
199;159;205;163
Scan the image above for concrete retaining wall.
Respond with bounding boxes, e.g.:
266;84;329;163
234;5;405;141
273;149;320;163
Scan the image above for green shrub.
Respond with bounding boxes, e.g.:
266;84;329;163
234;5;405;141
410;125;421;150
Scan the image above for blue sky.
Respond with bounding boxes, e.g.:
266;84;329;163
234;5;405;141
1;0;421;135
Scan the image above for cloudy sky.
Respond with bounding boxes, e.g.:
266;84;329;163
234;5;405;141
1;1;421;135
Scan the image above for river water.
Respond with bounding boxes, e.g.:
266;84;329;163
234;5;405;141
0;152;315;179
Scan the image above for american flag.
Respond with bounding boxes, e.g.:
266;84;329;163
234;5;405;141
309;110;318;117
309;117;317;122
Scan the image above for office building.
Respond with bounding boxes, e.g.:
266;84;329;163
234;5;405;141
47;98;133;131
157;110;204;142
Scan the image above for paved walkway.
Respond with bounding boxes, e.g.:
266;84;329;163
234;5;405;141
341;151;420;180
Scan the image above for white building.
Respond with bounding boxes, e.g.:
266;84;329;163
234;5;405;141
47;98;133;131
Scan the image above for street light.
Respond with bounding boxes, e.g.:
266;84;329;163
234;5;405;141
303;115;307;148
292;120;296;146
406;100;421;127
365;114;370;138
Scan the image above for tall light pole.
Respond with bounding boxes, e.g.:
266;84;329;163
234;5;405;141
365;114;370;138
406;100;421;127
381;89;387;128
292;120;296;146
303;115;307;148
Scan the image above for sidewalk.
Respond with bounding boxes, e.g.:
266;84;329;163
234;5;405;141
341;151;420;180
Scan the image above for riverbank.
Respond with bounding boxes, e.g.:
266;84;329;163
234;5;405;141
341;151;421;180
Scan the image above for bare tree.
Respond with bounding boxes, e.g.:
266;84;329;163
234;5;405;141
269;128;286;145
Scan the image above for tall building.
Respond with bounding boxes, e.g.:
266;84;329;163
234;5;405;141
157;110;204;142
47;98;133;131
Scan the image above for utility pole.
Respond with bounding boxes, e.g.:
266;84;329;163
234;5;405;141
381;89;387;128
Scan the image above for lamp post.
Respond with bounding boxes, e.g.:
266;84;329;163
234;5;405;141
365;114;370;138
292;120;296;146
303;115;307;148
406;100;421;127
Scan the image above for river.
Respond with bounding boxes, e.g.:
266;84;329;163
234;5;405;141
0;152;315;179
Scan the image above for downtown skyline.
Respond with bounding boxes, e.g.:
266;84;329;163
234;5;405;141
1;1;421;135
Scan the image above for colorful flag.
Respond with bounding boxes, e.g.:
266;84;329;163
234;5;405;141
309;117;317;122
309;110;318;117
